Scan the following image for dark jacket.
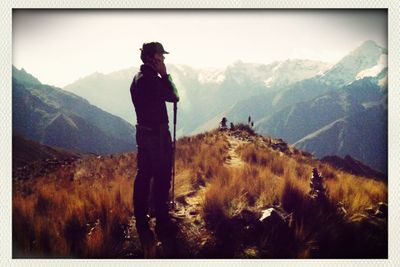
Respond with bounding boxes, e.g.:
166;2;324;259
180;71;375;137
130;64;179;128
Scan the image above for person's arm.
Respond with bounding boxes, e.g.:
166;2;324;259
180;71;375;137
160;74;179;103
152;58;179;103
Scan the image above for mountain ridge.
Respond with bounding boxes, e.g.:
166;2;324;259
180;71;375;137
12;66;136;155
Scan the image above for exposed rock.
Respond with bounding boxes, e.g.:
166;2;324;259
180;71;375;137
259;207;291;226
257;206;294;257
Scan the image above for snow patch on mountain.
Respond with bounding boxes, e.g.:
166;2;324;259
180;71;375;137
197;69;225;84
264;77;273;88
356;54;388;80
263;59;331;88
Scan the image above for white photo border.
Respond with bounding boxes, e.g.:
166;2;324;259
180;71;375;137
1;0;399;267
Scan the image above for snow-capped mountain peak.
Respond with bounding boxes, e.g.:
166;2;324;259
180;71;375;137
264;59;332;88
320;40;387;88
197;69;226;84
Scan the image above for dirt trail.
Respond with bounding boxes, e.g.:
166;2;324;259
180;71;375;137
224;133;247;168
167;132;251;256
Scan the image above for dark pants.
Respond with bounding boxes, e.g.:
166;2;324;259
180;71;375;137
134;124;173;230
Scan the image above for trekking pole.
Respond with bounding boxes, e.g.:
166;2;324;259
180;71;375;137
171;101;177;209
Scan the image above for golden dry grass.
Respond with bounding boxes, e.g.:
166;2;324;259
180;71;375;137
233;137;387;216
12;127;387;258
200;128;387;258
13;154;135;258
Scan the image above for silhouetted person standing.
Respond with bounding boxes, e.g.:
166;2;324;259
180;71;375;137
219;117;228;131
130;42;179;257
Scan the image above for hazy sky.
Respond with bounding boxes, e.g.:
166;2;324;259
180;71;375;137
12;9;387;88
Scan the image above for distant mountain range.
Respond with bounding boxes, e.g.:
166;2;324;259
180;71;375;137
60;40;387;173
254;41;387;173
63;57;330;136
12;66;136;155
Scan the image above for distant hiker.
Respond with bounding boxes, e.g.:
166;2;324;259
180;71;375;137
130;42;180;256
248;115;254;128
230;122;235;130
219;117;228;131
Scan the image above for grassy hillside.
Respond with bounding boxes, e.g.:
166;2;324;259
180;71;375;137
12;127;387;258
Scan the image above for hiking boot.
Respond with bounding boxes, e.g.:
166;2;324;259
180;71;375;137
137;227;157;258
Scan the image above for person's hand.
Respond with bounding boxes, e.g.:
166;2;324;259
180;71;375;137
153;58;167;76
